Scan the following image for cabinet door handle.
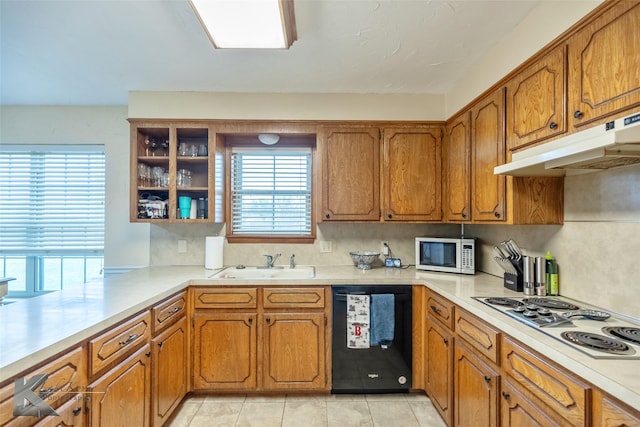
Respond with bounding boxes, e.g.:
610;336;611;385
549;121;558;130
574;110;584;119
145;351;151;358
158;341;164;348
248;317;253;324
484;375;491;383
494;211;501;218
430;305;442;315
387;213;393;219
266;317;271;323
119;333;139;346
443;338;449;345
502;391;510;400
325;213;330;219
73;407;82;416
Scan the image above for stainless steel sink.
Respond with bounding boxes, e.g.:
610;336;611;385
209;266;315;280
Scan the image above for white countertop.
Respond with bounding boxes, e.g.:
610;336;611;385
1;265;639;409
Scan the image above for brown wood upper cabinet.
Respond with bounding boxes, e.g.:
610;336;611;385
506;45;567;151
319;126;381;221
444;112;471;222
568;0;640;129
471;88;507;222
382;127;442;221
129;120;222;224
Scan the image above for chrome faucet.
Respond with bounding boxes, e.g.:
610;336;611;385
264;253;281;268
290;254;296;269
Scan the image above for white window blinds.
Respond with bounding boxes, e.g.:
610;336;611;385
230;148;312;235
0;146;106;253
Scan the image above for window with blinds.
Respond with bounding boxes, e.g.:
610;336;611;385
0;146;105;253
230;148;312;238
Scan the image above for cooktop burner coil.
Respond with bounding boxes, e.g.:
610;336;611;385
522;298;580;311
561;331;636;355
483;297;523;307
602;326;640;346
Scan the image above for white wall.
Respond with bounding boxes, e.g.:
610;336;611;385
128;92;446;121
0;106;150;271
445;0;603;116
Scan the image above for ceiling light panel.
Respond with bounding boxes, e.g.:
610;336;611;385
189;0;297;49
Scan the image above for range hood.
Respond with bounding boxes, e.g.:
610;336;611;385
495;112;640;176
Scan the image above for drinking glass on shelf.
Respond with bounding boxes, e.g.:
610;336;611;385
152;166;164;187
177;169;192;187
198;143;208;156
189;144;198;157
138;163;150;187
178;143;188;157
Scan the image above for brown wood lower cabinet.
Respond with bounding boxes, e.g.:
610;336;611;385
502;337;589;426
425;320;454;425
453;341;499;427
262;312;326;390
33;394;85;427
192;312;257;390
592;388;640;427
151;317;188;426
87;344;151;427
501;379;572;427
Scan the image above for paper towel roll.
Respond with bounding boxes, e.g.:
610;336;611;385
205;236;224;269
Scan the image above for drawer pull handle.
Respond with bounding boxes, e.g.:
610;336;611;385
145;351;151;358
502;391;510;400
39;387;54;398
119;334;139;346
430;305;442;315
73;407;82;416
171;306;181;314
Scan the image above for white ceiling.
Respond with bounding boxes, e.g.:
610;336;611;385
0;0;542;106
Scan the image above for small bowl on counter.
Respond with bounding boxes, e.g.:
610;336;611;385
349;251;381;270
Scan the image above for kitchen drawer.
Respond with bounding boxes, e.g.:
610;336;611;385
152;290;187;334
263;287;326;309
33;394;85;427
88;311;151;377
502;336;589;426
592;388;640;427
0;346;86;427
455;308;500;364
193;287;257;309
426;291;455;330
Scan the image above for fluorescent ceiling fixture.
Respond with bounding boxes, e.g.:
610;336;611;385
189;0;297;49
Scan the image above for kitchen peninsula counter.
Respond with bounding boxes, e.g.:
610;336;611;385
1;265;639;410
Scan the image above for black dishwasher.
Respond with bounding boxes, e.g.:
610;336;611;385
331;285;412;393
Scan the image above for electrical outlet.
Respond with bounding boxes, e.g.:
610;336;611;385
178;240;187;253
381;241;389;256
320;241;333;253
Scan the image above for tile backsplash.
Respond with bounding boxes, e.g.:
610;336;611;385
150;164;640;318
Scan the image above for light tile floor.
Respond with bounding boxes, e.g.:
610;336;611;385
168;393;447;427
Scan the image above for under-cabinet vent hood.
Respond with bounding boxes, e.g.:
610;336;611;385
495;112;640;176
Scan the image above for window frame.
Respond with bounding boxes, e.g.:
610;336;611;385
224;138;316;244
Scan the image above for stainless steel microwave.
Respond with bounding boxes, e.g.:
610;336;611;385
415;237;475;274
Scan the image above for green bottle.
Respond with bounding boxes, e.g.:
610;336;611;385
545;251;559;296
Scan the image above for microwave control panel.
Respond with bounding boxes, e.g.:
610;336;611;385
461;244;475;270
